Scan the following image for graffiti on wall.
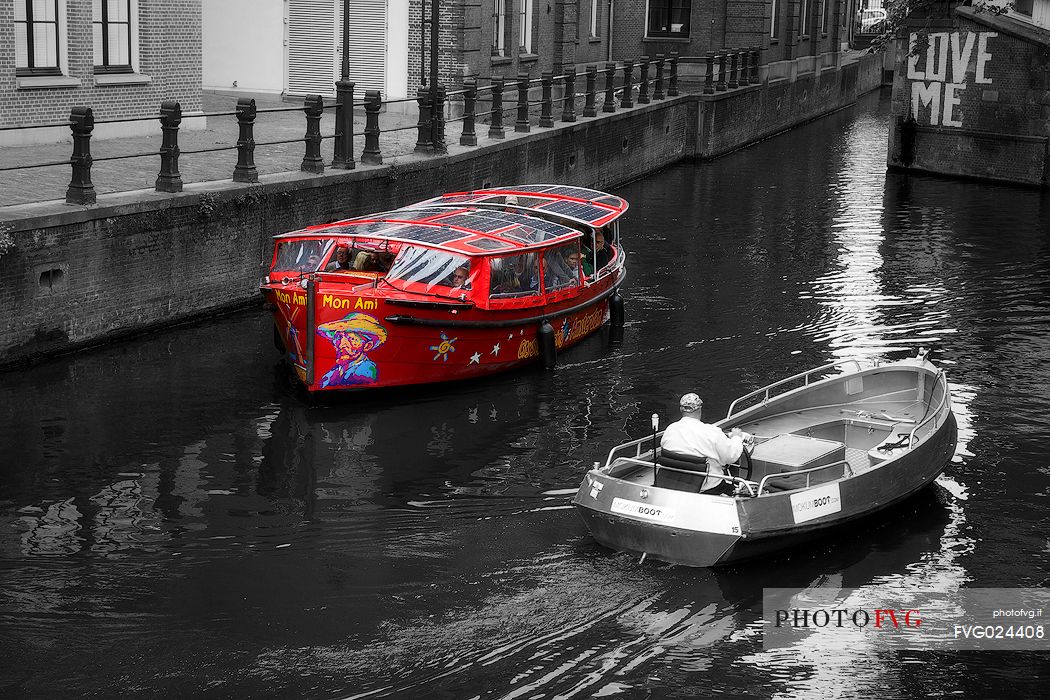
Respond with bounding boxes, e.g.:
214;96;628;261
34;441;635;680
907;31;998;127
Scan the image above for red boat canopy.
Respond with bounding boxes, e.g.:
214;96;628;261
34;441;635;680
414;184;630;228
274;185;628;258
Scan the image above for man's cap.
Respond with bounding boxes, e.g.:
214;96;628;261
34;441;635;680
679;393;703;412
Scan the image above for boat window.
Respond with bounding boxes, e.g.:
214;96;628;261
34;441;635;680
325;243;396;274
386;245;472;292
542;243;581;291
272;239;333;273
489;252;540;298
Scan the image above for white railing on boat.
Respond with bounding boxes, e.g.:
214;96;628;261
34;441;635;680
604;432;663;471
726;359;864;418
907;369;950;447
610;456;759;497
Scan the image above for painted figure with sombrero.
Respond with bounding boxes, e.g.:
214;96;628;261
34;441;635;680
316;313;388;388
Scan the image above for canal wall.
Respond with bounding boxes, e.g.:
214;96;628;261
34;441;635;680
0;53;882;367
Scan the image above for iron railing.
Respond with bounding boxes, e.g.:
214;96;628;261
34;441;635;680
1;48;770;207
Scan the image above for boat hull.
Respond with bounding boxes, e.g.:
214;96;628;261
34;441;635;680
573;361;958;567
263;272;621;391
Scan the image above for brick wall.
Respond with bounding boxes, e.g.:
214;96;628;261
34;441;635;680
408;0;465;90
451;0;571;79
0;0;202;127
887;9;1050;186
0;52;883;365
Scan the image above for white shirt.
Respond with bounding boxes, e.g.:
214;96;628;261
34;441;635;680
660;414;744;491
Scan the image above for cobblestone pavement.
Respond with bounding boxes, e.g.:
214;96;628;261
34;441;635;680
0;92;425;209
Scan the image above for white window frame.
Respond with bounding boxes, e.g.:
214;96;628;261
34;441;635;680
771;0;779;39
93;0;140;74
591;0;599;37
493;0;506;56
800;0;810;37
14;0;69;76
520;0;534;53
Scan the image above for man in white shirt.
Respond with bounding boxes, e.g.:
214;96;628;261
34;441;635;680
660;393;751;495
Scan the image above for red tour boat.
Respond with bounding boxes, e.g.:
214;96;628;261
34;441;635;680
260;185;629;392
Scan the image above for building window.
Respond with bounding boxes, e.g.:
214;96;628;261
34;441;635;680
520;0;534;53
821;0;830;33
800;0;810;37
1013;0;1033;16
647;0;691;37
771;0;779;39
93;0;132;72
492;0;507;56
15;0;61;76
591;0;600;37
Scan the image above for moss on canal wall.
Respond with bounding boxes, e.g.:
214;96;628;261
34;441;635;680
0;54;882;367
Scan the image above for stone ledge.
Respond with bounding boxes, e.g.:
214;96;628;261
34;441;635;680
16;75;82;90
94;73;153;86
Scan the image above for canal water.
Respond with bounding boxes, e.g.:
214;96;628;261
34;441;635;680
2;88;1049;698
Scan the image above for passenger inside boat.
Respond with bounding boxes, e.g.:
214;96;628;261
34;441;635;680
450;265;471;290
593;229;612;271
326;245;353;272
489;253;539;297
543;244;581;290
272;238;332;273
659;393;753;496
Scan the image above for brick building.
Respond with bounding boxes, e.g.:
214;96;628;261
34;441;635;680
887;1;1050;186
404;0;853;87
1;0;203;145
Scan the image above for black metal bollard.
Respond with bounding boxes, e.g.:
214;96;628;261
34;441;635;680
432;84;447;152
301;95;324;174
638;57;650;104
415;86;432;152
489;77;506;139
515;71;530;132
703;52;715;94
729;50;739;89
461;77;478;146
716;53;727;92
668;51;680;97
620;61;634;108
654;54;665;100
233;97;258;183
332;76;355;169
156;100;183;192
602;62;617;113
738;50;750;87
66;106;96;205
361;90;383;165
751;47;760;84
561;67;577;122
583;65;598;117
540;71;554;127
